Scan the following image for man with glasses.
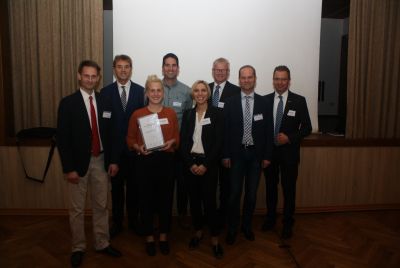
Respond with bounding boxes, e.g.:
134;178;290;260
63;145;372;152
208;58;240;228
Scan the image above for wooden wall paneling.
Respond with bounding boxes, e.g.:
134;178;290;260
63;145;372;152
1;146;400;214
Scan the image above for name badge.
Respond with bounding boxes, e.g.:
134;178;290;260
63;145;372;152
287;110;296;117
218;102;225;108
159;118;169;125
173;101;182;107
254;114;263;121
103;111;111;118
200;118;211;125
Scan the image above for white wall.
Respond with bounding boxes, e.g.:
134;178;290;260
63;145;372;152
113;0;322;131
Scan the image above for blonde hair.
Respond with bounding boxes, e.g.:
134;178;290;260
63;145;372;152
145;74;164;92
191;80;211;99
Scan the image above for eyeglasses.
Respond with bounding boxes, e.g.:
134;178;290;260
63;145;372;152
213;69;229;74
273;78;289;82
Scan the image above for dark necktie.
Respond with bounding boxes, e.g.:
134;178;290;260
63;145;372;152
121;86;127;111
89;96;100;156
212;85;220;107
275;95;283;145
243;95;253;145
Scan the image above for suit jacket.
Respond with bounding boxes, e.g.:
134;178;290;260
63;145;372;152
223;92;273;161
180;105;223;168
208;81;241;107
100;81;145;154
265;90;312;163
57;90;120;177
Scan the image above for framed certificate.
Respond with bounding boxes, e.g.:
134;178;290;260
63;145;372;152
137;113;165;151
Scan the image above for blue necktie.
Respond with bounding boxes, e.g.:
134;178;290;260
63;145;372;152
212;85;220;107
275;95;283;145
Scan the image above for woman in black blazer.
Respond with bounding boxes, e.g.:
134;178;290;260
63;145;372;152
180;80;224;258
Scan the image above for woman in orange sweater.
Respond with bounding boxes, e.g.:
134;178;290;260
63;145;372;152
127;75;179;256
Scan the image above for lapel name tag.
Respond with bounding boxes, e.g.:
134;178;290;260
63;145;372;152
254;114;263;121
218;102;225;108
287;110;296;117
103;111;111;118
159;118;169;125
173;101;182;107
200;118;211;125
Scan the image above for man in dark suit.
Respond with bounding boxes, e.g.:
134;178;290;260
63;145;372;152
57;60;122;267
223;65;273;245
208;58;241;227
262;65;312;239
101;55;145;237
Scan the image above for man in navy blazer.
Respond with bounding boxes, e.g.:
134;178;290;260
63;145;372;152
101;55;145;237
57;60;122;267
223;65;273;245
208;57;241;227
262;65;312;239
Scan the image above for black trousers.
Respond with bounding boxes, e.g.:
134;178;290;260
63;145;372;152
217;163;230;224
111;152;139;227
175;153;189;216
185;154;219;236
263;149;298;227
136;152;175;236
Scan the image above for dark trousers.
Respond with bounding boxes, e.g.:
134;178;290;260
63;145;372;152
227;147;261;233
263;149;298;227
137;152;175;236
186;154;219;237
111;152;139;227
175;154;189;215
217;163;230;225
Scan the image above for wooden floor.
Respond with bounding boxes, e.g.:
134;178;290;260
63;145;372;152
0;211;399;267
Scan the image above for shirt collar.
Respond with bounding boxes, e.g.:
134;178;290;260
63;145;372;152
274;90;289;99
241;91;254;99
80;88;94;100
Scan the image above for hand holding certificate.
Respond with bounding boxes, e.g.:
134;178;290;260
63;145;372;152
137;113;165;152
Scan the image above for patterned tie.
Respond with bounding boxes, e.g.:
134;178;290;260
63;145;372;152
275;95;283;145
89;96;100;156
121;86;127;111
212;85;220;107
243;95;253;145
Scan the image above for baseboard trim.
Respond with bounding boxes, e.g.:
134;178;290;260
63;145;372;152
1;204;399;216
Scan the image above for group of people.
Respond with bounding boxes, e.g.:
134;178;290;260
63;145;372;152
56;53;312;267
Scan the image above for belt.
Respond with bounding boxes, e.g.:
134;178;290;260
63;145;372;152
191;153;205;158
92;151;104;156
241;144;255;149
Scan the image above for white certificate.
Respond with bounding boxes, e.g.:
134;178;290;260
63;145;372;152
138;113;165;151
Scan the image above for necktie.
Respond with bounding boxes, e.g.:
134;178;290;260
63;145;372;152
243;95;253;145
89;96;101;156
121;86;127;111
212;85;220;107
275;95;283;145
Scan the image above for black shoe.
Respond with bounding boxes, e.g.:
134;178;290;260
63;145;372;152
281;226;293;239
109;224;123;238
96;245;122;257
70;251;84;267
146;241;156;256
261;219;276;231
212;244;224;259
225;232;236;245
188;236;202;250
159;241;170;255
242;229;255;241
